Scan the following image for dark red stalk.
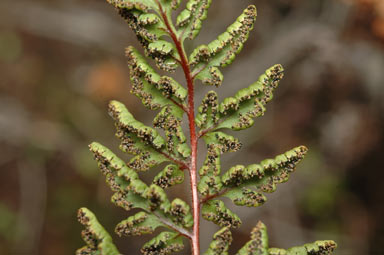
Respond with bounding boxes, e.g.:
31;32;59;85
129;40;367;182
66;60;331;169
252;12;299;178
156;3;200;255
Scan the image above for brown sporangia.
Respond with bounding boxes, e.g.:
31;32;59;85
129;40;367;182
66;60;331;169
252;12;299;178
204;227;232;255
111;191;133;211
176;0;212;39
202;200;242;228
169;198;193;228
144;184;171;212
153;164;184;189
141;232;184;255
232;188;266;207
115;212;154;237
196;90;219;129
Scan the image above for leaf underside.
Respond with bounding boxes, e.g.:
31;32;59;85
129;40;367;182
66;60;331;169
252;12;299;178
77;1;337;255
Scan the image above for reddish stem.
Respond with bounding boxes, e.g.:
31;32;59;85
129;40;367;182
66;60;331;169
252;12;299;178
156;3;200;255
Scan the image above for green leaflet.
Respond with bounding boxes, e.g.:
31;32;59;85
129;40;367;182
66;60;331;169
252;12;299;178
107;0;181;72
194;64;283;133
141;231;184;255
216;64;284;130
76;208;120;255
198;131;241;196
153;164;184;188
199;131;242;175
89;142;192;235
89;142;149;210
196;91;219;129
115;211;164;236
224;188;266;207
191;5;257;87
176;0;212;41
153;105;190;158
236;221;268;255
237;222;337;255
221;146;308;189
126;47;186;110
220;146;308;207
109;100;165;149
202;200;241;228
146;40;179;72
198;175;223;197
144;184;172;212
204;131;242;154
107;0;156;11
204;227;232;255
169;198;193;228
198;141;221;177
108;100;170;171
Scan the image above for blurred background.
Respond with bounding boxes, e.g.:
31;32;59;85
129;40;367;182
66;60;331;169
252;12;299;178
0;0;383;254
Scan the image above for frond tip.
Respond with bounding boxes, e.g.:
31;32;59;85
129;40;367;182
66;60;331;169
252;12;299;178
76;208;120;255
176;0;213;40
191;5;257;87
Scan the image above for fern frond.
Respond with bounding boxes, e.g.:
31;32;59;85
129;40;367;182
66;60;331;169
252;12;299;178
190;5;257;87
79;2;337;254
126;47;187;109
176;0;212;41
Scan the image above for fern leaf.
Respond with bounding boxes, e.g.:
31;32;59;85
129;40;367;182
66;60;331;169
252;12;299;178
176;0;212;41
198;131;241;197
195;91;219;129
76;208;120;255
202;200;241;228
198;175;223;197
169;198;194;228
153;164;184;188
109;100;171;172
196;64;283;134
199;131;242;176
107;0;182;71
109;100;165;148
218;64;283;130
204;227;232;255
272;240;337;255
190;5;257;87
141;231;184;255
220;146;307;207
198;131;240;182
224;188;266;208
153;105;190;158
144;184;172;212
115;211;165;236
89;142;150;210
126;47;187;109
90;143;193;234
237;221;337;255
236;221;268;255
222;146;307;189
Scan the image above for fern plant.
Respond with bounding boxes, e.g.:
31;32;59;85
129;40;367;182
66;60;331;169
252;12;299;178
77;1;337;255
